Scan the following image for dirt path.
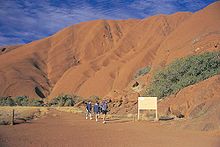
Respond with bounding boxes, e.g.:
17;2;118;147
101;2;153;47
0;109;219;147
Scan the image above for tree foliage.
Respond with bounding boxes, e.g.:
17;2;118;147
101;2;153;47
49;94;81;106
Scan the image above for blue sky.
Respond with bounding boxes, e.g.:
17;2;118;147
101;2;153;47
0;0;217;46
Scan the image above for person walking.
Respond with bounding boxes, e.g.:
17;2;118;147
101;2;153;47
93;101;100;122
86;101;92;120
101;100;108;124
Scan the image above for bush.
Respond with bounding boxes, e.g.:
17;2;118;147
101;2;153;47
0;96;44;106
134;66;151;79
49;95;80;106
64;98;74;106
89;95;100;102
0;97;15;106
145;52;220;99
29;99;44;106
15;96;29;106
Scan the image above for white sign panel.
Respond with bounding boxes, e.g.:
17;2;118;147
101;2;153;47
138;97;157;110
138;97;158;120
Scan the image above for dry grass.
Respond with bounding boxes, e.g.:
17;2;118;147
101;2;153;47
53;107;83;114
53;107;137;121
0;106;48;125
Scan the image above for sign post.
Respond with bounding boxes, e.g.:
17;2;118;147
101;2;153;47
138;97;158;120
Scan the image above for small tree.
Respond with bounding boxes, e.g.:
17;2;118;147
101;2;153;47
64;98;75;106
29;99;44;106
49;94;77;106
15;96;29;106
0;97;15;106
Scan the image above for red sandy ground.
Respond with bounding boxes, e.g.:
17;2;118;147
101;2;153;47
0;109;219;147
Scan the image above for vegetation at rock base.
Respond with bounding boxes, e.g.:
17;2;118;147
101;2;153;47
134;66;151;79
145;51;220;99
89;95;100;102
49;94;82;107
0;97;15;106
0;96;44;106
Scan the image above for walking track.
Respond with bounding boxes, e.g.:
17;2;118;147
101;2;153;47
0;109;219;147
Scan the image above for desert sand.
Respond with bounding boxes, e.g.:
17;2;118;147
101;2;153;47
0;109;219;147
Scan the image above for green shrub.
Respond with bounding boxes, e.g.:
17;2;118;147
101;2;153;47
145;52;220;99
29;99;44;106
49;94;80;106
89;95;100;102
64;98;74;106
0;96;44;106
0;97;15;106
15;96;29;106
134;66;151;79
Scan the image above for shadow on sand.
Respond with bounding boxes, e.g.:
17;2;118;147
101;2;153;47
105;118;133;124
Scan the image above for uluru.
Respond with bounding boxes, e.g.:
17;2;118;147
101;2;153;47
0;1;220;147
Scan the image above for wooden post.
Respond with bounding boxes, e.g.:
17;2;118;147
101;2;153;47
11;109;14;125
133;114;135;122
154;109;158;121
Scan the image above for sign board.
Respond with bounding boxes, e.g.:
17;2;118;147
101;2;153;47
138;97;158;120
138;97;157;110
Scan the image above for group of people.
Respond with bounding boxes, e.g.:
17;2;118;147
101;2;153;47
85;100;108;124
